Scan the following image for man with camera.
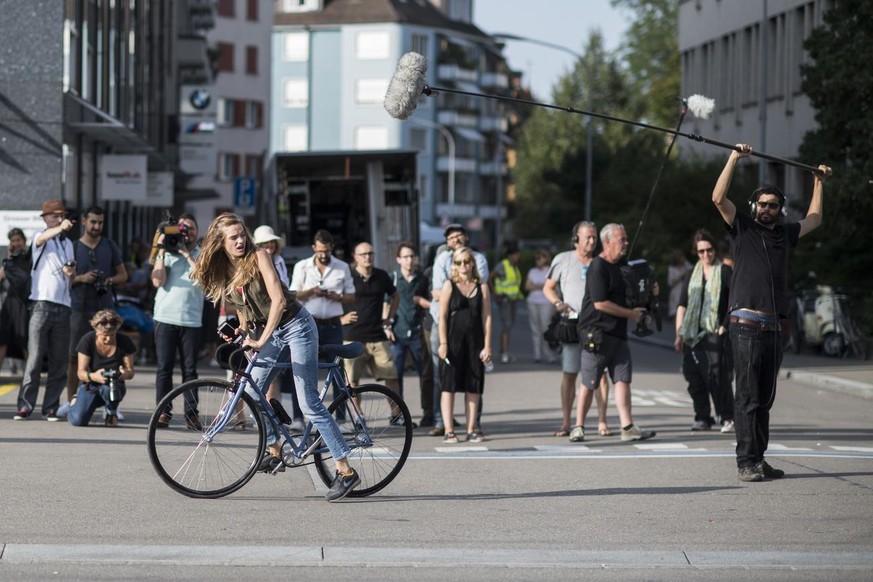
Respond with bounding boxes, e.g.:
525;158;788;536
576;223;657;442
14;199;77;421
151;213;203;425
61;206;127;417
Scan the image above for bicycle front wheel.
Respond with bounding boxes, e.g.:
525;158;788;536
147;379;265;499
314;383;413;497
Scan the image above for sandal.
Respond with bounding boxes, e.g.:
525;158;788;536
442;432;459;444
554;427;571;437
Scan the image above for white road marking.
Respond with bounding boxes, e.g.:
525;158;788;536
634;443;689;450
768;444;813;451
434;446;489;453
831;446;873;453
534;445;600;452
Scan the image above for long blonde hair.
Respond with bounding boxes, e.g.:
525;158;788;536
190;213;259;302
450;246;481;284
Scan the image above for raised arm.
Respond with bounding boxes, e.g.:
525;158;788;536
712;144;751;226
798;165;831;238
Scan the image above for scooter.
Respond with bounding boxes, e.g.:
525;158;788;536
797;286;865;358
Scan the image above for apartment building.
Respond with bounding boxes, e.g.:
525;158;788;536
271;0;512;247
679;0;833;198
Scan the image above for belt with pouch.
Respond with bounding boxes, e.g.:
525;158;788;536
729;315;781;332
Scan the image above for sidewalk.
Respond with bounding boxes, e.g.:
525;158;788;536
634;316;873;399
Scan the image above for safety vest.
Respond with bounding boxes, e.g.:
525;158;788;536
494;258;523;300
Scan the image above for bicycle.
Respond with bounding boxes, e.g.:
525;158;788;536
146;341;413;499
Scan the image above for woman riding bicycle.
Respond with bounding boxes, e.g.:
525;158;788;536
190;213;360;502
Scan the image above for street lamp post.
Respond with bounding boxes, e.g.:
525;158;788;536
492;33;594;222
410;116;455;222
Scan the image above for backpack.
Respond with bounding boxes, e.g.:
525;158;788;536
2;244;46;301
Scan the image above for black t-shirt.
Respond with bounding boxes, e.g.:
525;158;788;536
578;256;628;339
678;263;734;328
726;212;800;316
76;331;137;384
344;268;396;342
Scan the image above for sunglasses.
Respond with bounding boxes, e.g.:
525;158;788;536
453;258;472;266
96;318;120;328
697;247;715;255
356;251;375;257
756;201;781;210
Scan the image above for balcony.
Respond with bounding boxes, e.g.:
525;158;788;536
437;156;476;173
479;160;507;176
479;115;507;133
480;71;509;90
437;64;478;84
437;110;477;128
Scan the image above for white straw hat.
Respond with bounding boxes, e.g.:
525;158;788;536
253;225;282;245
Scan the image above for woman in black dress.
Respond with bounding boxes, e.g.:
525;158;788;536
0;228;30;372
437;246;493;443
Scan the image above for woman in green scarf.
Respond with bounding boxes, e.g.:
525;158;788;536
673;229;735;433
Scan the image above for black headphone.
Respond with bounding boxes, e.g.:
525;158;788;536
570;221;594;245
749;185;788;217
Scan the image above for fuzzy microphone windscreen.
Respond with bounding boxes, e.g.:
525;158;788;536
384;52;428;120
686;94;715;119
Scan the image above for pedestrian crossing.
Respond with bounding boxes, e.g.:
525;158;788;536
411;443;873;460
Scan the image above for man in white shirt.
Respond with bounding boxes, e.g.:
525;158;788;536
290;229;355;347
15;199;77;421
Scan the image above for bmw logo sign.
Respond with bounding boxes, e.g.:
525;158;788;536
189;89;211;110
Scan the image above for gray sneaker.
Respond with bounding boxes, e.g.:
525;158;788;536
720;420;735;433
691;420;712;431
569;426;585;442
325;468;360;502
620;425;656;442
738;466;764;482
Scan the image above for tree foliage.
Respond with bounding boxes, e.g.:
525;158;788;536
797;0;873;326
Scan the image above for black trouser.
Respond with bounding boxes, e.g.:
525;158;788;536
154;321;201;415
682;333;734;424
729;323;782;469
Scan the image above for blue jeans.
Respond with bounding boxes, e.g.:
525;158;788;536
154;321;200;414
18;301;70;415
67;382;126;426
250;307;349;461
391;334;424;409
730;323;782;468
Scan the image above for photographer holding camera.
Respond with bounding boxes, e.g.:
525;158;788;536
151;213;203;425
68;309;135;427
575;223;658;443
62;206;127;417
14;199;76;421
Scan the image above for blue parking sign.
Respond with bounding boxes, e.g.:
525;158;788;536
234;177;256;209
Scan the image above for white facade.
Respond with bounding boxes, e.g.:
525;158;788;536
679;0;833;196
188;0;273;225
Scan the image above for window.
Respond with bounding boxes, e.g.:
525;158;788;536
410;128;427;152
354;126;388;150
283;125;308;151
355;31;390;60
411;34;428;59
217;0;235;18
245;100;263;128
246;0;258;21
218;152;240;181
246;45;258;75
283;78;308;107
245;154;263;179
217;97;235;126
284;32;309;61
216;42;235;72
355;79;389;104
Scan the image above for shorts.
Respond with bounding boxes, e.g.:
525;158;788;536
580;334;632;389
561;342;583;374
497;299;517;329
69;310;96;357
343;340;399;384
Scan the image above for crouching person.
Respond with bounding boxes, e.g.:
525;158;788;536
68;309;136;427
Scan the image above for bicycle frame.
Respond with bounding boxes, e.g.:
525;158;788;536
203;348;368;465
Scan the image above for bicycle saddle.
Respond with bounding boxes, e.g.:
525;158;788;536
319;342;364;360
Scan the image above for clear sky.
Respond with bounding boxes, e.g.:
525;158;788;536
473;0;632;100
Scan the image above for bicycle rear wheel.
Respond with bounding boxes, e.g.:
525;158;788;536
313;383;413;497
147;379;265;499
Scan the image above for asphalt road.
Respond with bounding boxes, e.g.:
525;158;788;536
1;307;872;581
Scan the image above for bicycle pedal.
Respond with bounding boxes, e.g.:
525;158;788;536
269;398;293;424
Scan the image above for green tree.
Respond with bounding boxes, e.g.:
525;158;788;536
797;0;873;327
611;0;680;128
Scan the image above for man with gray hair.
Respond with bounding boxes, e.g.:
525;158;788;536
575;223;656;442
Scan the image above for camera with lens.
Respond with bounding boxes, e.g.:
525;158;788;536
93;270;108;296
621;259;662;337
155;211;189;253
102;368;122;402
64;260;77;269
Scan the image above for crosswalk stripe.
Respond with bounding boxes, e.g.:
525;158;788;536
434;446;489;453
634;443;689;450
534;445;597;452
768;444;813;451
830;446;873;453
